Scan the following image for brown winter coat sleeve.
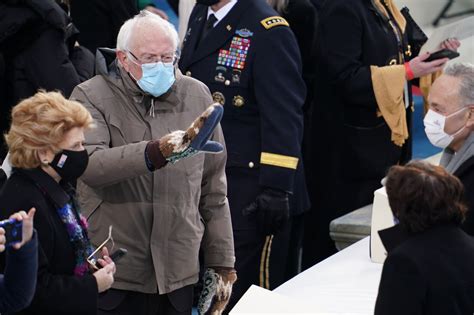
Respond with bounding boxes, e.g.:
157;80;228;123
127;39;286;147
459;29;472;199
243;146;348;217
70;83;151;188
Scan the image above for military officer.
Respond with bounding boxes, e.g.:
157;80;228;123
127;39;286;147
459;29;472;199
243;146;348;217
179;0;310;308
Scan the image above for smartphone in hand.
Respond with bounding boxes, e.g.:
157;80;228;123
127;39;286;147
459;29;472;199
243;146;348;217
425;49;460;62
89;248;128;270
0;218;23;247
109;248;128;262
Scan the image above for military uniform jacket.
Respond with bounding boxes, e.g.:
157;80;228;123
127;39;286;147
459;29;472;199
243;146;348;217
179;0;309;215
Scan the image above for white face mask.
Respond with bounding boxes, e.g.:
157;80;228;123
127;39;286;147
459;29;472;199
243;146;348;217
424;107;467;148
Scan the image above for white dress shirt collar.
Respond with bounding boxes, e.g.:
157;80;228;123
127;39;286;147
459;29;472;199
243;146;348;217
206;0;238;27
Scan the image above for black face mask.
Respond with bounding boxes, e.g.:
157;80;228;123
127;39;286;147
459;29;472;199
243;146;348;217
50;149;89;182
196;0;220;5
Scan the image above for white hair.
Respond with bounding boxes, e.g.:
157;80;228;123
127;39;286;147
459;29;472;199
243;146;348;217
116;10;179;52
444;62;474;107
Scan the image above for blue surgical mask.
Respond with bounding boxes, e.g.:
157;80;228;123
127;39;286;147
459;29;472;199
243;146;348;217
133;62;175;97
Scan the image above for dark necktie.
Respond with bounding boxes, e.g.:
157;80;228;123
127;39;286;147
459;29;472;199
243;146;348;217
200;14;218;43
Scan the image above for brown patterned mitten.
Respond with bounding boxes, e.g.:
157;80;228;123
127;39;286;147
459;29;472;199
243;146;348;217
198;267;238;315
146;103;224;168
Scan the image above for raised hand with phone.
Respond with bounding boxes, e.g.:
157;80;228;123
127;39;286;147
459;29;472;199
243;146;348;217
0;208;36;252
405;38;461;80
0;208;38;313
424;49;459;62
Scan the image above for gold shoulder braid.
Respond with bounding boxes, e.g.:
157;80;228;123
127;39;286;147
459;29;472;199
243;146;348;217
260;16;289;30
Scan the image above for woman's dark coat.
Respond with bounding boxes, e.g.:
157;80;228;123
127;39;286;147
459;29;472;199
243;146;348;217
0;169;98;315
375;225;474;314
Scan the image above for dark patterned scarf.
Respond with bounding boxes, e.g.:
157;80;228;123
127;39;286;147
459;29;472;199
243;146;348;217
57;187;94;277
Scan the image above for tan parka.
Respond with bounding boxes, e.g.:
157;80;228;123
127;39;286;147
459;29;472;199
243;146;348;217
70;56;235;294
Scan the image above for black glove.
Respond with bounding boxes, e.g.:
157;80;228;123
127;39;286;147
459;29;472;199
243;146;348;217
242;188;290;236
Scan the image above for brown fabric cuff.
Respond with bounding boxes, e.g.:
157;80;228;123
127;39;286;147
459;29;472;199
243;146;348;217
209;266;236;273
146;140;167;170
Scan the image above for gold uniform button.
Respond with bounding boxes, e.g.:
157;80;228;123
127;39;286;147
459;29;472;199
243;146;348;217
406;44;412;57
233;95;245;107
248;162;254;168
185;71;192;76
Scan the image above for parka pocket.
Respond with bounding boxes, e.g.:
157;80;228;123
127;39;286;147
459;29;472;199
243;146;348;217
108;116;147;146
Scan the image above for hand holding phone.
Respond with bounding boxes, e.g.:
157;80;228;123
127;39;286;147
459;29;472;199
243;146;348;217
0;218;23;249
6;208;36;250
87;226;114;270
408;51;451;79
89;247;127;270
93;263;115;293
425;49;460;62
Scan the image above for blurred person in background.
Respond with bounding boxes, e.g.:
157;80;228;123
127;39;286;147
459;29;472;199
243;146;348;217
303;0;461;268
138;0;170;20
69;0;170;55
375;161;474;314
308;0;325;11
0;91;116;315
69;0;139;54
178;0;196;44
0;209;37;314
424;62;474;235
0;0;95;161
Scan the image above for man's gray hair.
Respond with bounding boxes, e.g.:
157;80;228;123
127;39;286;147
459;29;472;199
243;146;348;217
444;62;474;107
116;10;179;52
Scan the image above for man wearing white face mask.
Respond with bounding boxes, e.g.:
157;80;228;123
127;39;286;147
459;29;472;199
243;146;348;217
70;11;236;315
424;62;474;235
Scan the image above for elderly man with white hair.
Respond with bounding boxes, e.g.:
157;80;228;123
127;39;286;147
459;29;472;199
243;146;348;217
425;62;474;235
70;11;236;315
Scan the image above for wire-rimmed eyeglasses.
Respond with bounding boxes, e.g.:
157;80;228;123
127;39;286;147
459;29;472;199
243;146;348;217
127;50;179;67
